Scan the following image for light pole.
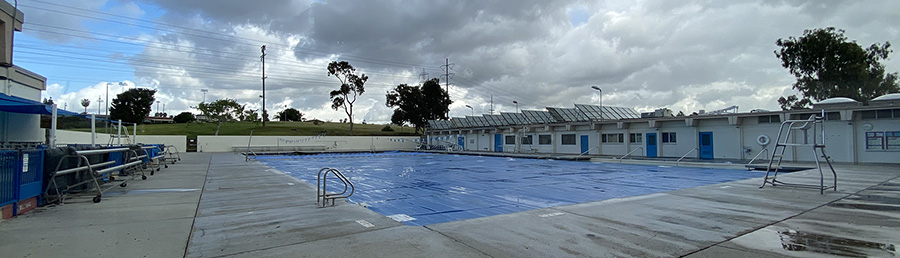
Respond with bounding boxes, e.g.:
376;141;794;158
591;86;602;120
513;100;518;113
97;96;102;115
201;89;208;103
465;105;474;116
156;101;160;116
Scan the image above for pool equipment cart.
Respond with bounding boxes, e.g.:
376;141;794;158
44;145;166;203
759;112;837;194
316;167;355;207
163;145;181;164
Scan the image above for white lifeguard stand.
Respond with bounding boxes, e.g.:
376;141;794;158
759;111;837;194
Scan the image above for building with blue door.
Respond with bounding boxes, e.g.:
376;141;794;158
426;95;900;164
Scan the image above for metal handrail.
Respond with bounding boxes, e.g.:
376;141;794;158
619;147;644;160
245;130;258;161
317;167;355;207
676;147;699;166
747;148;769;165
575;146;600;158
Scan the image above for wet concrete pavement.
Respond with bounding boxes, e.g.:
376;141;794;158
0;153;897;257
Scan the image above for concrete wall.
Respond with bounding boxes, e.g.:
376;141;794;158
55;130;187;151
197;135;419;152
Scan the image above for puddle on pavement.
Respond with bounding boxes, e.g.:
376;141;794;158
827;202;900;212
104;188;199;197
777;229;896;257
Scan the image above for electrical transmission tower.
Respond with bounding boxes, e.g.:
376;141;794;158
440;58;454;94
418;68;429;82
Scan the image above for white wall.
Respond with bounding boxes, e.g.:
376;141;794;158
197;135;419;152
55;129;187;151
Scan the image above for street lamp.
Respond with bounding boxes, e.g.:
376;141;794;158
513;101;518;113
465;105;474;116
591;86;602;120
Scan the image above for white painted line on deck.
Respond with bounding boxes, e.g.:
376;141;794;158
387;214;416;222
355;219;375;228
720;185;732;189
538;211;566;218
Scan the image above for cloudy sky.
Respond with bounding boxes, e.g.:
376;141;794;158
15;0;900;123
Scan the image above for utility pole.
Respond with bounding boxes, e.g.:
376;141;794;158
261;45;267;127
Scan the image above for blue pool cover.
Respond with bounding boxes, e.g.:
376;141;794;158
260;152;760;226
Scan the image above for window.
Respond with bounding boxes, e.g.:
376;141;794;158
601;133;624;143
629;133;642;143
505;135;516;145
538;134;552;145
521;135;533;145
758;115;780;123
867;131;900;150
889;132;900;150
561;134;576;145
790;112;841;121
662;132;677;143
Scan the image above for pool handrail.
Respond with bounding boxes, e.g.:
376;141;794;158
317;167;355;207
575;146;601;158
747;148;769;165
675;147;699;166
619;147;644;160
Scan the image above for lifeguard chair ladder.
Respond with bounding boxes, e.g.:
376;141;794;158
759;112;837;194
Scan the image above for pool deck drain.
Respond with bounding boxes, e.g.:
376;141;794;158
0;153;896;257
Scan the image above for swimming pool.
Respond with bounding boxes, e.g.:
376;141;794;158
260;152;760;226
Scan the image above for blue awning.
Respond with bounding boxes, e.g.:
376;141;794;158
0;93;81;116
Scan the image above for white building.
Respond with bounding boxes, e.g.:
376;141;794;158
426;95;900;164
0;1;49;149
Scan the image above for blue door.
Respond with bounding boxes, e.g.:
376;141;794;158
457;136;465;150
699;132;714;159
580;135;589;154
494;134;503;152
646;133;658;157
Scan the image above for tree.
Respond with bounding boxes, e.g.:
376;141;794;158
327;61;368;135
277;108;303;121
775;27;899;108
109;88;156;124
777;95;813;110
80;98;90;114
173;112;195;123
385;78;452;134
197;98;243;135
243;109;259;122
42;98;53;105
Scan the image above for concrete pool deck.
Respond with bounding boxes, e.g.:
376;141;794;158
0;153;897;257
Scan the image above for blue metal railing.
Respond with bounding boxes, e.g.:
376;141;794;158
0;149;44;212
0;150;17;207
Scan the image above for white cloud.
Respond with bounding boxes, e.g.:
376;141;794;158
30;0;900;124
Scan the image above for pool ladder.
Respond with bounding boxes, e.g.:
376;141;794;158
317;168;355;207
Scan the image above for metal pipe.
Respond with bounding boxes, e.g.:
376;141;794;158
53;160;116;176
91;114;96;146
117;120;122;145
75;147;130;156
50;104;57;146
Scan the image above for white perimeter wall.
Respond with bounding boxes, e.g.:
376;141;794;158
55;129;187;151
197;135;419;152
